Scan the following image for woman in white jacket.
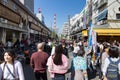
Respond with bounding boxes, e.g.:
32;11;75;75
0;49;25;80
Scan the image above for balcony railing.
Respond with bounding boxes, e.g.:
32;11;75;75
97;0;108;9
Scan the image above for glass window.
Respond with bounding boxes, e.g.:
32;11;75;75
3;0;9;5
116;14;120;19
81;17;83;22
13;3;17;11
119;7;120;11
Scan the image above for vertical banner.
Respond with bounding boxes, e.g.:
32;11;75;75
92;31;97;53
88;22;92;47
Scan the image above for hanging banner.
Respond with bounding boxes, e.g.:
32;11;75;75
88;22;93;47
92;30;97;53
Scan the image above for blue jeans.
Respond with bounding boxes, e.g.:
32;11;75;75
52;74;65;80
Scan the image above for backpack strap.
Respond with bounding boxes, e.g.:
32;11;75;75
116;58;120;64
6;64;15;78
2;62;6;80
108;57;112;63
108;57;120;69
108;57;120;64
2;61;16;80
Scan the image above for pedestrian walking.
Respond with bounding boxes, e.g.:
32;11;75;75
101;42;110;72
73;41;80;57
71;46;88;80
47;44;69;80
30;42;49;80
62;43;69;58
100;42;110;79
103;46;120;80
6;40;13;49
0;49;25;80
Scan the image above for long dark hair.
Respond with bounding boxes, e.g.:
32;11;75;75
53;44;63;65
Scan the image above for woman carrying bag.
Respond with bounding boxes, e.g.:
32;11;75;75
0;49;25;80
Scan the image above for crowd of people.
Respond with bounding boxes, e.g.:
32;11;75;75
71;40;120;80
0;38;119;80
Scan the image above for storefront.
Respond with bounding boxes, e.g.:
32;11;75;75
82;28;120;42
0;3;21;44
93;28;120;42
30;22;41;41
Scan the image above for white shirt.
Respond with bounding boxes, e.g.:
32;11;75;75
0;67;2;80
0;60;25;80
48;42;52;47
101;52;109;71
102;57;120;76
73;46;80;54
7;41;13;47
51;46;55;55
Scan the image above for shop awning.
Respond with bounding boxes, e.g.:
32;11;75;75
93;28;120;36
82;30;88;36
97;9;108;21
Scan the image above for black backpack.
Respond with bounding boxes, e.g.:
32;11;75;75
106;57;120;80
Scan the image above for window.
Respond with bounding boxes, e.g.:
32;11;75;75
3;0;9;5
97;9;108;21
119;7;120;11
13;3;17;11
81;17;83;22
116;14;120;19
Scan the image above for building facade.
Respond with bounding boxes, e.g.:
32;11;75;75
0;0;51;44
92;0;120;42
62;22;69;37
19;0;34;12
68;0;120;42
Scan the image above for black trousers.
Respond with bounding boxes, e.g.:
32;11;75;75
35;72;47;80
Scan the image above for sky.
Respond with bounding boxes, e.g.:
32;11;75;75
34;0;86;33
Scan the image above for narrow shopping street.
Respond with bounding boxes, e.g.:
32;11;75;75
23;49;99;80
0;0;120;80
